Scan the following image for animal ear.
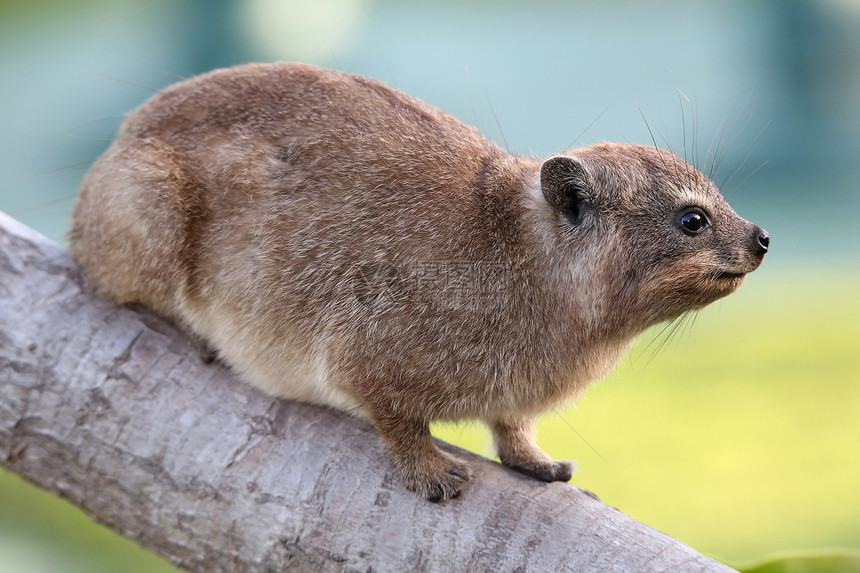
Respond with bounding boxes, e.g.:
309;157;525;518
540;156;590;224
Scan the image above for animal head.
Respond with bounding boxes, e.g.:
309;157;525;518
538;142;768;329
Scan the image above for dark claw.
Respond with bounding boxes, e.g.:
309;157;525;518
426;487;443;503
510;460;573;483
447;466;469;479
534;468;555;482
555;461;573;482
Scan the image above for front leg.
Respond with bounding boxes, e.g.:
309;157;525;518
491;417;573;482
370;407;472;501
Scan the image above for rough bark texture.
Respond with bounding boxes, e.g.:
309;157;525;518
0;210;735;572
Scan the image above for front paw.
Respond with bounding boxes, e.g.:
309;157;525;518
402;457;473;502
367;409;473;502
505;459;574;483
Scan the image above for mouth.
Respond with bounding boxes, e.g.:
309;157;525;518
714;271;746;281
706;270;748;294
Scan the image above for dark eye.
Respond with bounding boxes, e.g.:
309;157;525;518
676;208;710;235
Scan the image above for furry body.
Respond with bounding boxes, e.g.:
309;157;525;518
70;63;768;500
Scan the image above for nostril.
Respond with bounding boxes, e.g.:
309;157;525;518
757;230;770;253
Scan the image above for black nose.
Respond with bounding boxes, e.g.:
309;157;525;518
755;228;770;255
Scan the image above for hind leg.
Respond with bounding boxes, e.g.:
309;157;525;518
491;417;573;482
69;139;201;318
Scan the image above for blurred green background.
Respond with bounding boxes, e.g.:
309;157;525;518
1;0;858;571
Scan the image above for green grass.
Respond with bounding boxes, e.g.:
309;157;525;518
2;266;858;571
734;549;860;573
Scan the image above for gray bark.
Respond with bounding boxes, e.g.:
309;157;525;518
0;209;735;572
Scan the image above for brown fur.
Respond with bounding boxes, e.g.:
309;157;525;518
69;63;768;500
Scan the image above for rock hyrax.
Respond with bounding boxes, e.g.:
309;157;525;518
69;63;769;501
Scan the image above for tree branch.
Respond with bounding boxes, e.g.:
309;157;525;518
0;210;734;572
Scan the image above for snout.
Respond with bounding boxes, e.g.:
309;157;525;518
751;226;770;256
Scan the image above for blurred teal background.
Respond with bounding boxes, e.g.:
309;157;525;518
1;0;858;571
